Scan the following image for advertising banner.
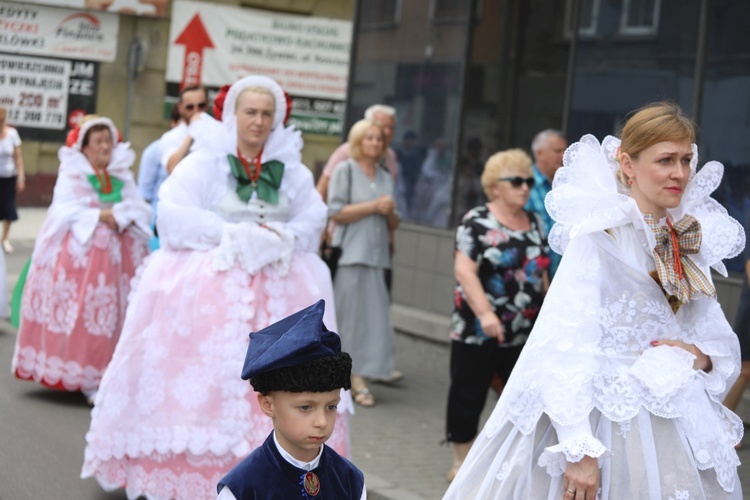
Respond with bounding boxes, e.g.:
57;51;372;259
21;0;166;17
0;1;119;62
0;53;98;141
166;0;352;136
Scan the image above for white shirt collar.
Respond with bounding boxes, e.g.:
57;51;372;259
272;431;323;471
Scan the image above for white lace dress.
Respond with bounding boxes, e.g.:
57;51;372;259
81;123;352;500
11;143;151;391
444;135;745;499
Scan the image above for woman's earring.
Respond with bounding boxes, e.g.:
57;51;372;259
627;177;634;186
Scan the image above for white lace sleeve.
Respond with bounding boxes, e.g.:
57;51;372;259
40;170;100;247
111;172;152;237
275;164;327;254
538;419;611;476
156;150;232;251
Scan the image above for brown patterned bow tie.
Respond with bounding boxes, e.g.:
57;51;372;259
643;213;716;304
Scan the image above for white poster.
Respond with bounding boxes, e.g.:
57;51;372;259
0;54;70;129
21;0;166;17
0;1;119;62
166;0;352;135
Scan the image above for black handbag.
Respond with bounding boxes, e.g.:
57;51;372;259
321;241;343;279
321;162;352;280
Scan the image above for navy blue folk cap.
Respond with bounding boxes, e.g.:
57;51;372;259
241;299;341;381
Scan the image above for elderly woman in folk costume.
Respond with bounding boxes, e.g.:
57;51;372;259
81;76;351;500
11;116;151;402
444;102;745;499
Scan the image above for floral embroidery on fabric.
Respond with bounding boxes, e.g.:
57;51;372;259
83;273;119;337
451;206;550;346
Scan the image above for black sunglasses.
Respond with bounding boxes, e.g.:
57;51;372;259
499;176;535;188
184;102;208;111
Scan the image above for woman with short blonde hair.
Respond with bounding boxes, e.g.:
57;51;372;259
445;147;550;481
329;118;399;407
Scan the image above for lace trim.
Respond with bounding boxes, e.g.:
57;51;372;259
538;434;611;476
13;345;103;391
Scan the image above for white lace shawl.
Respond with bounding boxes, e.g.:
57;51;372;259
156;122;326;277
484;135;745;492
32;143;151;266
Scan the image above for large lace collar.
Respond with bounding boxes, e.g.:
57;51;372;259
56;142;135;179
545;135;744;277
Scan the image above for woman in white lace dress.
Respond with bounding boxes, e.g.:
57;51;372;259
11;116;151;400
81;76;351;500
444;102;745;499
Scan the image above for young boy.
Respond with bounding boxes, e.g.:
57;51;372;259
217;300;366;499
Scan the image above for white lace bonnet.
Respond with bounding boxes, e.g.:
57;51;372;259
221;76;288;130
69;116;120;151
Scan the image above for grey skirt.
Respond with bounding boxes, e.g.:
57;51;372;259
333;264;394;379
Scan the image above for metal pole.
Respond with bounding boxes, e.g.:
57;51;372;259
692;0;711;124
342;1;361;141
124;37;144;141
561;0;581;135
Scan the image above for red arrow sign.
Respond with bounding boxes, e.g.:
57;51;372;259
174;14;215;90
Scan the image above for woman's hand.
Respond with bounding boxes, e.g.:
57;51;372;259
99;208;118;230
651;340;712;371
16;176;25;193
563;455;599;499
372;195;395;216
478;311;504;342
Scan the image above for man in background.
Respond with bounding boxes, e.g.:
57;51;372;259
159;85;211;174
525;129;567;277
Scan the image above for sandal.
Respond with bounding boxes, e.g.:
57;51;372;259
352;387;375;407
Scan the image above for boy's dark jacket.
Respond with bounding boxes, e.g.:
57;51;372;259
218;432;365;499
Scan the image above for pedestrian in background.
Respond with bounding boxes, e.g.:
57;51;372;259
0;106;25;254
328;118;400;407
316;104;398;201
82;76;351;500
159;85;213;174
137;105;181;234
445;102;745;499
11;115;151;403
445;149;550;481
525;129;567;277
318;104;400;301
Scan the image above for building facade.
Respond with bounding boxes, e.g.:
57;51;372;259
344;0;750;338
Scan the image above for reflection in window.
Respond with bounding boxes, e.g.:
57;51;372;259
620;0;661;36
431;0;472;22
361;0;401;28
564;0;601;37
348;0;469;228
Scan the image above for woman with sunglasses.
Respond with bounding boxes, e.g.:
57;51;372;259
445;148;551;481
82;76;351;500
445;102;745;499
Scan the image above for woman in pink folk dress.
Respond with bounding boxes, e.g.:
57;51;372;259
81;76;351;500
11;116;151;401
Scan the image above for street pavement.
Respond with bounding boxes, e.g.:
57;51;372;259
2;208;750;499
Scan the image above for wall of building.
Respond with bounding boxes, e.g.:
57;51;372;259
18;0;353;205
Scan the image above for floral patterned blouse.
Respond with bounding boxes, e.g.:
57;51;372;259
451;205;550;346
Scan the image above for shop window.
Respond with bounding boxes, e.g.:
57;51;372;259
619;0;661;36
564;0;600;38
361;0;401;29
430;0;472;23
